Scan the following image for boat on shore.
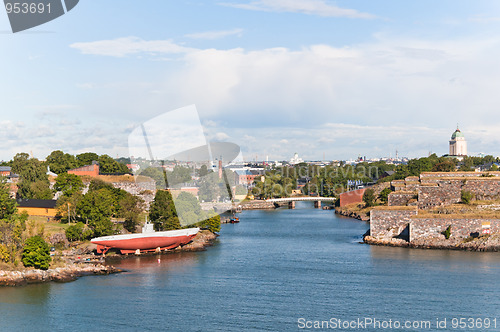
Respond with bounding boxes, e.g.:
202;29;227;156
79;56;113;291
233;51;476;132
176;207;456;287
91;223;199;254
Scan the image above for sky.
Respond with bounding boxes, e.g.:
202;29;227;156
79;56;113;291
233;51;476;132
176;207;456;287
2;0;500;162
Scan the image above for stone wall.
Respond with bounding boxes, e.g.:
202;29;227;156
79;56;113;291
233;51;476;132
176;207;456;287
463;179;500;200
417;178;500;209
410;218;500;241
420;171;500;179
418;182;462;209
388;192;417;206
369;208;418;238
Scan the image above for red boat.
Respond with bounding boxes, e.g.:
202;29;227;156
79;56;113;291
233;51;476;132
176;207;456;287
91;223;199;254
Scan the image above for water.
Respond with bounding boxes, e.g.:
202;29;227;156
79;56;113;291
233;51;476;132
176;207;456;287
1;202;499;331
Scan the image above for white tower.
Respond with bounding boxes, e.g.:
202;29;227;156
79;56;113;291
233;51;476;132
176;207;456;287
449;128;467;156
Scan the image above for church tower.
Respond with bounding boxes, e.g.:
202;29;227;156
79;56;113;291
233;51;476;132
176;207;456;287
449;127;467;156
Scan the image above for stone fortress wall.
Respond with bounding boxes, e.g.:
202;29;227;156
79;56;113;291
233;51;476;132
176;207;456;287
371;171;500;243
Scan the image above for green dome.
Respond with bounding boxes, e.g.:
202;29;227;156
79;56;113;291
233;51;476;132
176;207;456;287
451;129;464;139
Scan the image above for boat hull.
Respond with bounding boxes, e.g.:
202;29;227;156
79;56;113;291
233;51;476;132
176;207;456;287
91;228;199;254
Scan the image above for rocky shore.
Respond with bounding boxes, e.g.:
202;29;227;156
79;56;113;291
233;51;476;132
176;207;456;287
335;206;370;221
364;234;500;251
0;230;219;287
180;229;218;251
0;264;120;287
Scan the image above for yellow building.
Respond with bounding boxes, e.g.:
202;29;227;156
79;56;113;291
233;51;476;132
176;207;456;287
16;199;57;217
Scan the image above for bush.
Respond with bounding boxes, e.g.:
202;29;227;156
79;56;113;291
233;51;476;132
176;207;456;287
22;236;51;270
200;215;221;233
461;190;474;204
378;188;392;205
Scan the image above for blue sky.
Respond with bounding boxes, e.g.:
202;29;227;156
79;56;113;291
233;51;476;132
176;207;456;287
2;0;500;161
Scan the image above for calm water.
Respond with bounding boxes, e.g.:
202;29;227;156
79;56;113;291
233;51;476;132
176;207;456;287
1;202;499;331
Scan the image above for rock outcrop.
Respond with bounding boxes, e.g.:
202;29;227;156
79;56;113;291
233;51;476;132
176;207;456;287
0;264;120;287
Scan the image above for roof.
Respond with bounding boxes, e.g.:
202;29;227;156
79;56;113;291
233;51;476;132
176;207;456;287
0;166;11;172
451;129;464;139
16;199;57;209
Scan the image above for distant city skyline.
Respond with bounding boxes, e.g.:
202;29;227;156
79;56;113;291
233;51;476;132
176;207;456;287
2;1;500;161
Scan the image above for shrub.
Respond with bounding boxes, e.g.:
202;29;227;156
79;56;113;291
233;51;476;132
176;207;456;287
201;215;221;233
461;190;474;204
442;225;452;239
378;188;392;205
22;236;51;270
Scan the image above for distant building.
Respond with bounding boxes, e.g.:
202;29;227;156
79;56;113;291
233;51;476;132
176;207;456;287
126;164;140;172
234;169;263;185
289;153;304;165
68;162;99;177
449;127;467;157
0;166;11;177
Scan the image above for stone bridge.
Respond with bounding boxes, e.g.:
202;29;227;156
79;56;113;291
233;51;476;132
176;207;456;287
266;196;336;209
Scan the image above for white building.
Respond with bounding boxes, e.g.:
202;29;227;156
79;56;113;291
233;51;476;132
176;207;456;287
289;153;304;165
449;128;467;157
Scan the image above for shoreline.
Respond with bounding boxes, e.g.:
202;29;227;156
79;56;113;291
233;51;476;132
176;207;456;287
363;234;500;252
335;206;370;221
0;229;218;287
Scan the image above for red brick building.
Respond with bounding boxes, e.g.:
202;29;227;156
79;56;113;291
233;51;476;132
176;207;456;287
338;188;366;207
68;164;99;177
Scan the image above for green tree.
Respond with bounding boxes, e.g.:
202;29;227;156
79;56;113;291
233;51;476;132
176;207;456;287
56;192;83;223
198;174;219;202
29;180;53;199
166;166;192;186
12;154;51;199
363;189;376;207
0;180;17;219
76;152;99;167
54;173;84;197
98;154;130;174
198;165;209;177
76;189;114;237
432;161;456;172
175;192;202;227
65;222;92;241
22;236;51;270
149;190;180;231
139;167;167;188
120;194;145;232
46;150;77;174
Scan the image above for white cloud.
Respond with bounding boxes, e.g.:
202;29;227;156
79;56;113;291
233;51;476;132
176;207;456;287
219;0;376;19
69;34;500;159
70;37;194;57
214;132;230;141
185;28;243;40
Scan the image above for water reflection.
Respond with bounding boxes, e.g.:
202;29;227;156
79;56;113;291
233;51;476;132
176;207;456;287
0;283;52;305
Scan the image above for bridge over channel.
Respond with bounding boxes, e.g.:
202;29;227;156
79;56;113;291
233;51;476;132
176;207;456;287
266;196;336;209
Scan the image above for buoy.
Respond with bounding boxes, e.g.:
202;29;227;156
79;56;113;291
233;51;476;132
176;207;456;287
157;258;161;264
